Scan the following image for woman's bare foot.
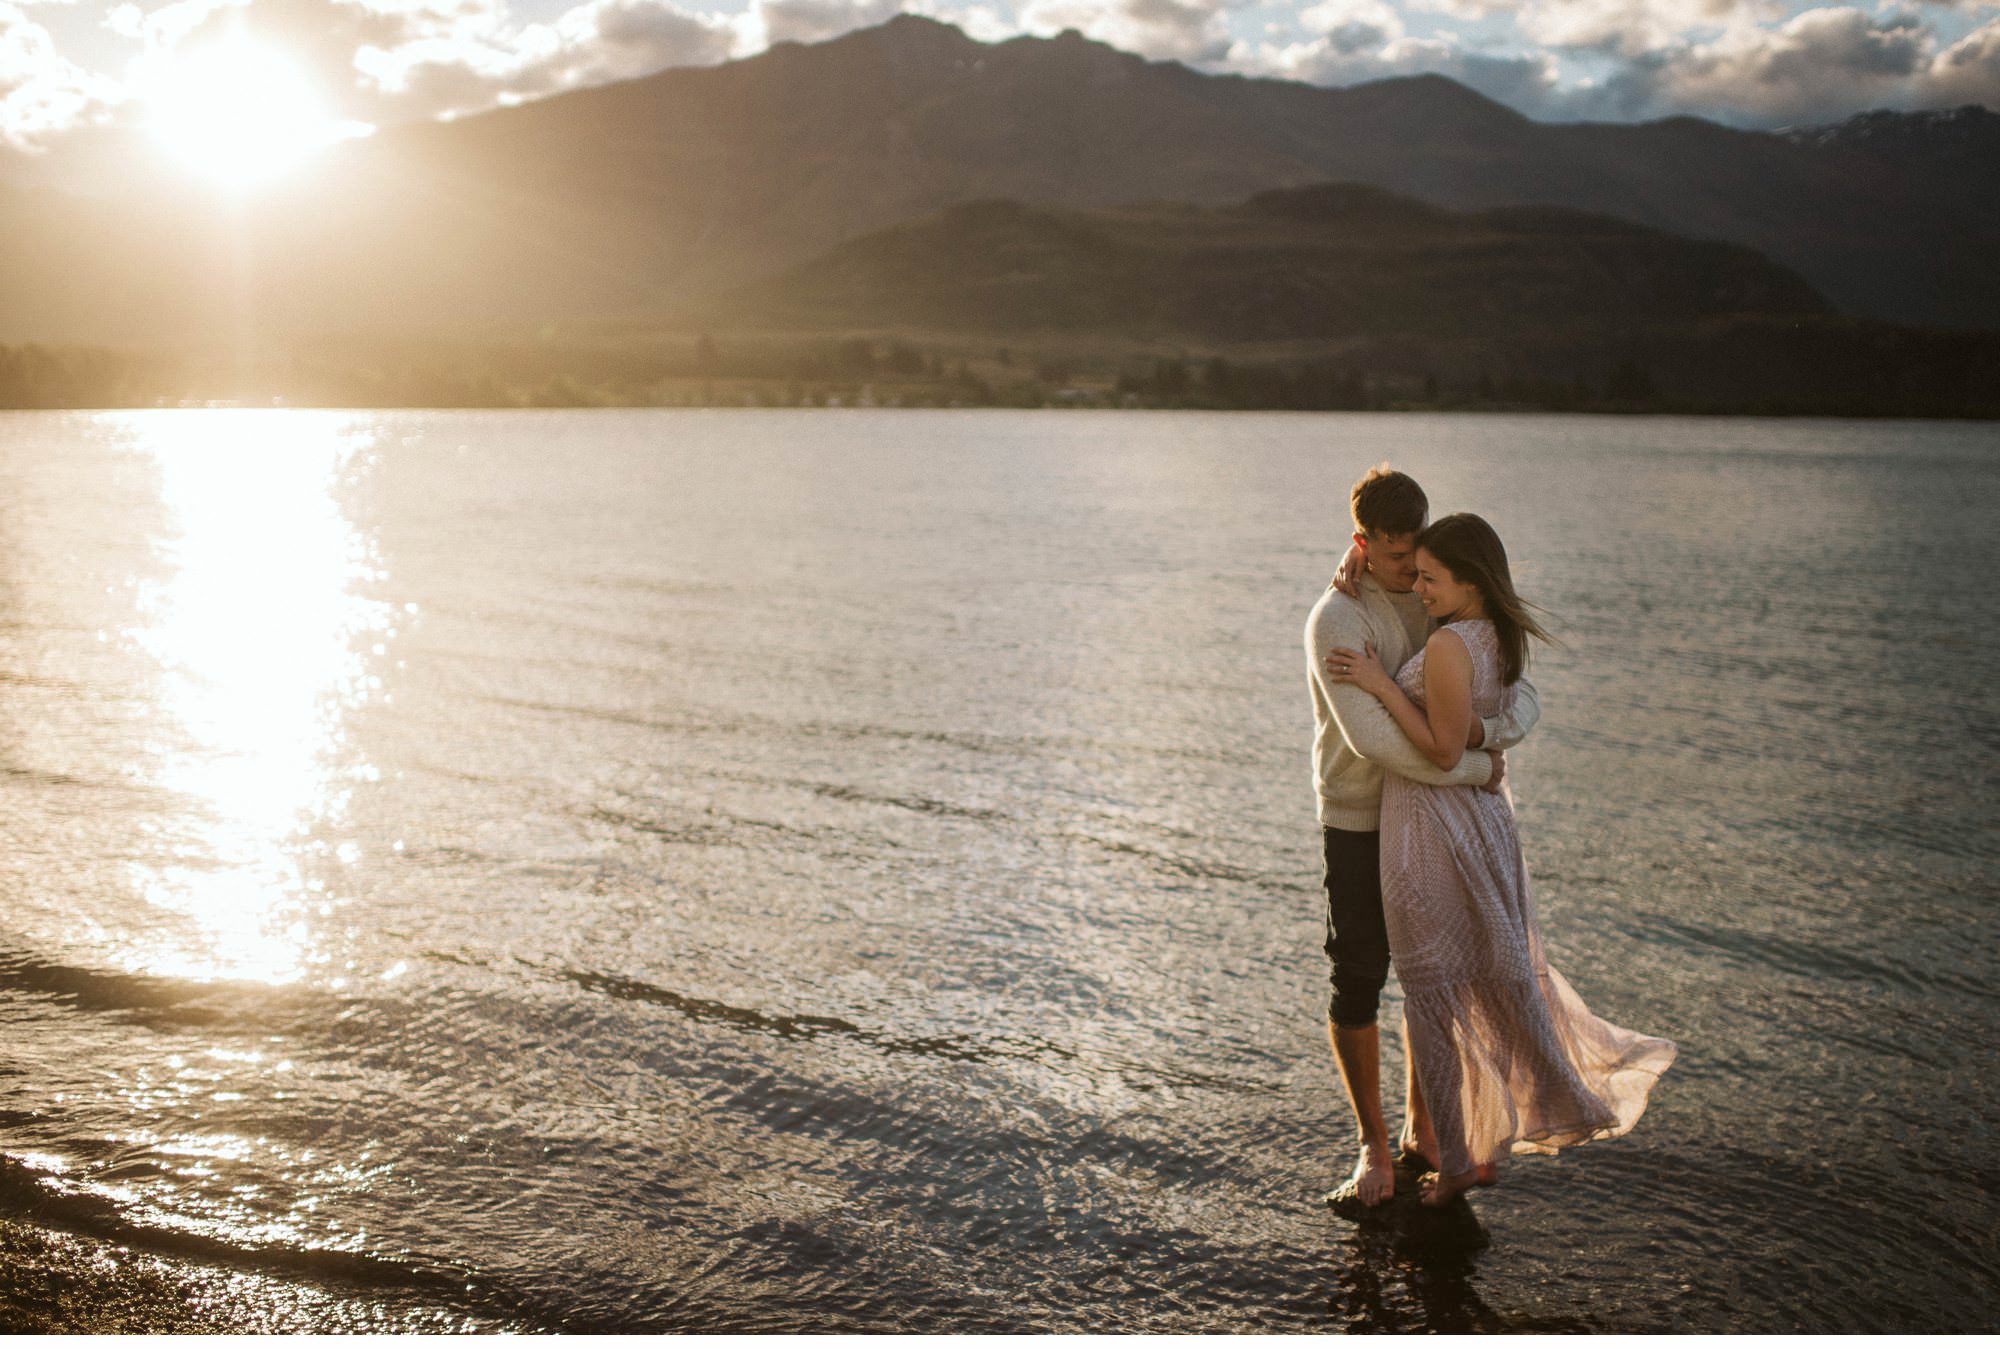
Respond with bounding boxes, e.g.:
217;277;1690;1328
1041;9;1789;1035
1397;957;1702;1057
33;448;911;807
1397;1127;1440;1173
1418;1162;1498;1208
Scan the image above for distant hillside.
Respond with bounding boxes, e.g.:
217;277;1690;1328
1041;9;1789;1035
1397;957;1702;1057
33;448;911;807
1;15;1996;345
710;183;1830;342
6;177;1995;414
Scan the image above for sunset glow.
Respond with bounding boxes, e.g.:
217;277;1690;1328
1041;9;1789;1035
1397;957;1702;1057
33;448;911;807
143;38;370;192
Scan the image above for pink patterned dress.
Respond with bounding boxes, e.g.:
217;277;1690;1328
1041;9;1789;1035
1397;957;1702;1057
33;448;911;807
1380;619;1676;1178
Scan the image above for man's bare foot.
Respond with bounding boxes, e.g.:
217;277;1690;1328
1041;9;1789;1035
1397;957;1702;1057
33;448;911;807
1418;1162;1498;1208
1349;1145;1397;1206
1322;1145;1399;1217
1328;1136;1392;1200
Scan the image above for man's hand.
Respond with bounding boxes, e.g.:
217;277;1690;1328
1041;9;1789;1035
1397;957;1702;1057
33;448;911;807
1480;749;1507;795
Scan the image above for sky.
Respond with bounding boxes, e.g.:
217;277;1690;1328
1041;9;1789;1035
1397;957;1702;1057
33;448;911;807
4;0;1998;187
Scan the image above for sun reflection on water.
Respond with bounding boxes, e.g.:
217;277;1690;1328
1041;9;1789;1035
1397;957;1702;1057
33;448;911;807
115;410;391;985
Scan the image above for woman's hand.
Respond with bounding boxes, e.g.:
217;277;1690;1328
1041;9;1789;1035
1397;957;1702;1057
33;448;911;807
1325;641;1393;697
1330;543;1364;598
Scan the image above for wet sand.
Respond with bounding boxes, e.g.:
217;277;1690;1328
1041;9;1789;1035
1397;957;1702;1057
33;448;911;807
0;1216;502;1333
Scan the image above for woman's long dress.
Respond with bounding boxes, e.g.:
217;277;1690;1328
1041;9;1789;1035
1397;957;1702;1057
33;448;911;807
1381;619;1676;1178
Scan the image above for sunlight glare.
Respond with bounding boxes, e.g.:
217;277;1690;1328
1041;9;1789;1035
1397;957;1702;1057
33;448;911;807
119;411;391;983
143;38;371;192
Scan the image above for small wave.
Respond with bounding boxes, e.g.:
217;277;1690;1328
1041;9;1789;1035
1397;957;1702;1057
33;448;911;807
1647;917;1994;1004
552;963;1051;1066
485;693;1259;768
588;805;820;848
546;963;1251;1094
662;765;1011;825
0;946;331;1029
1060;833;1271;886
0;670;88;693
0;1153;481;1302
804;782;1007;823
576;575;734;600
0;764;120;792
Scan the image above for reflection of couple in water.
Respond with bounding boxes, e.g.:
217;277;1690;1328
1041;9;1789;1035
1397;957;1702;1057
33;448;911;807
1305;465;1676;1212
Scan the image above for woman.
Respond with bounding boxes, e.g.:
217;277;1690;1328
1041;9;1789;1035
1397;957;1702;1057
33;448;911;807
1325;513;1675;1207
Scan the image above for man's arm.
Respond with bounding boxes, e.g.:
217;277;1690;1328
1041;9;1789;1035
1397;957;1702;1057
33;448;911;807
1314;607;1492;788
1476;672;1541;752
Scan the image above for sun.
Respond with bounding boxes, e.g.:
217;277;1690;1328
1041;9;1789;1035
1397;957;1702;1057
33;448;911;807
144;37;370;193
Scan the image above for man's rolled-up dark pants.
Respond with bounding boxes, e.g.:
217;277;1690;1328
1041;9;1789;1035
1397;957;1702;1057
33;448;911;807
1323;825;1389;1027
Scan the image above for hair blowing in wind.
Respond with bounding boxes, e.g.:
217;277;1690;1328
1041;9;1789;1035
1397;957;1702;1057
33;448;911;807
1416;512;1555;686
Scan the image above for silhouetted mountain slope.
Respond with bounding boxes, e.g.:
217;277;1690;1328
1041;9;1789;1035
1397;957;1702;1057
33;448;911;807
2;15;1994;344
711;184;1829;341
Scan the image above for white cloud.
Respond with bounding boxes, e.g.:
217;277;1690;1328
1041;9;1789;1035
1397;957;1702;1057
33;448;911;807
743;0;904;48
1512;0;1759;59
1297;0;1404;54
527;0;735;86
0;1;122;151
1239;15;1564;115
1016;0;1237;64
1600;6;1935;123
947;3;1024;42
3;0;1997;177
97;0;734;126
1229;0;1988;124
1248;24;1560;113
1921;13;2000;102
118;0;453;121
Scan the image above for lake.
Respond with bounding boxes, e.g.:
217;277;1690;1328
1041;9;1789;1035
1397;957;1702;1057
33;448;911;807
1;408;1995;1331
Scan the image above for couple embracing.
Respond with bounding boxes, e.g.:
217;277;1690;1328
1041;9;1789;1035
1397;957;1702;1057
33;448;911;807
1305;465;1675;1212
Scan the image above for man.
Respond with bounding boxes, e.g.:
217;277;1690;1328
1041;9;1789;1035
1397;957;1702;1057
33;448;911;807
1304;464;1541;1209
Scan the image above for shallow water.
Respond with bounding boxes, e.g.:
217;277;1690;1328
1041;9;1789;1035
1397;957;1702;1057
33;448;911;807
1;408;1995;1331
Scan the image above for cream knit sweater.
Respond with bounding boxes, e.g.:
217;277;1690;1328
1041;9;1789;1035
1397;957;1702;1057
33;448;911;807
1304;572;1542;831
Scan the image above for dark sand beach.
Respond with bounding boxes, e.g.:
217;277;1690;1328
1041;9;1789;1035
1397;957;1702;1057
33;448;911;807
0;1215;497;1332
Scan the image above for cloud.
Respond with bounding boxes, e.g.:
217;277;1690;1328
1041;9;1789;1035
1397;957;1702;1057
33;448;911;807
119;0;473;121
1511;0;1762;60
101;0;737;126
1017;0;1237;64
4;0;1997;182
1297;0;1403;55
6;0;742;167
1922;14;2000;103
556;0;739;77
474;0;736;104
944;2;1028;43
1597;6;1935;124
0;1;122;151
745;0;905;48
1231;0;1995;125
1241;9;1565;115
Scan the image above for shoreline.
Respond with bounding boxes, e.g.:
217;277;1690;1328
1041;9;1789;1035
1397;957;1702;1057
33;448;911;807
3;400;1996;422
0;1214;503;1334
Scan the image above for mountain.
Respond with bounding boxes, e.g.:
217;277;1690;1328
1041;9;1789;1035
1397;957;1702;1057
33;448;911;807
2;15;1996;344
710;184;1830;342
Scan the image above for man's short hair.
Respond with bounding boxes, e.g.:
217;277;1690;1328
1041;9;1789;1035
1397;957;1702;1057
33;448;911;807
1349;464;1428;539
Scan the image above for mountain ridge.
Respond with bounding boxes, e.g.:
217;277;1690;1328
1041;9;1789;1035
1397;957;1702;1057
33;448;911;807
705;182;1831;342
1;15;1994;344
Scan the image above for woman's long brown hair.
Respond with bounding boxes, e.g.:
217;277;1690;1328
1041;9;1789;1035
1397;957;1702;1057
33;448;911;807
1415;513;1554;686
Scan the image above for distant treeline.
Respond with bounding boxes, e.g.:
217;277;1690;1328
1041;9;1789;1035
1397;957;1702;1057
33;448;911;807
4;320;1998;418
